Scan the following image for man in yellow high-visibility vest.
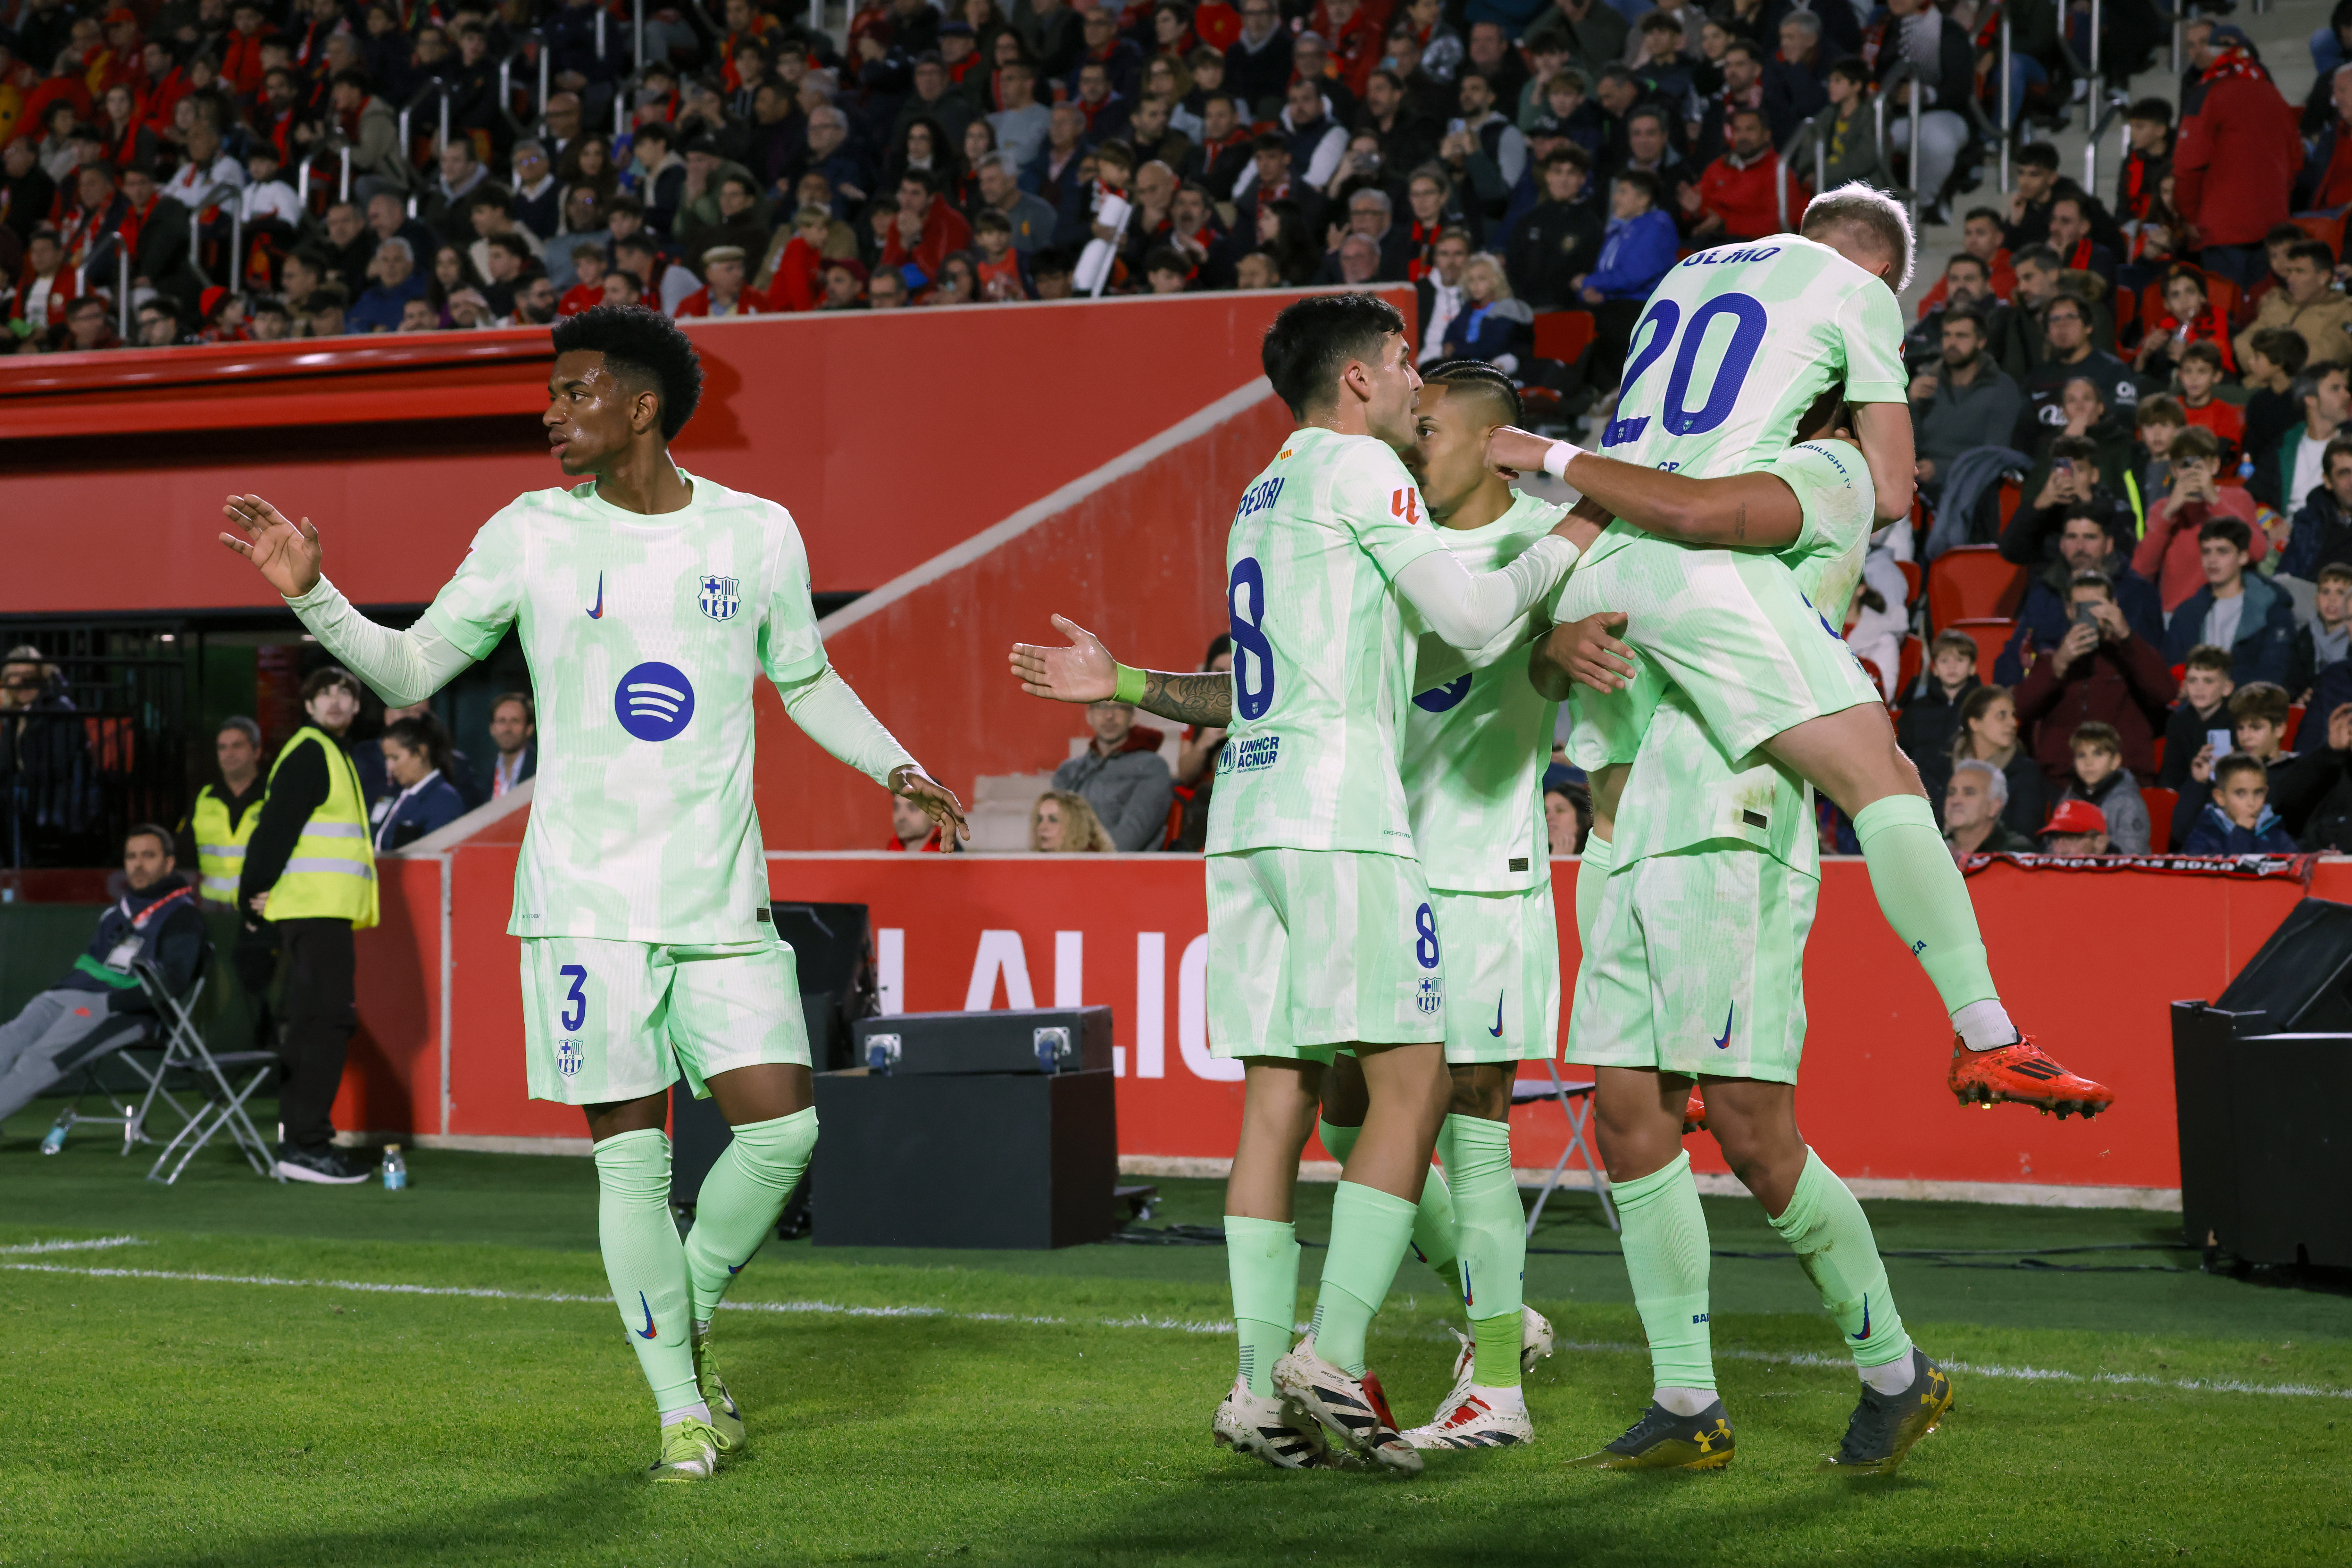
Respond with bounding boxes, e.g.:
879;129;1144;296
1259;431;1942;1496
238;667;379;1185
179;717;266;913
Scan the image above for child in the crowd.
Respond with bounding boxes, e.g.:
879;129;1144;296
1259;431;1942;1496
2183;753;2299;852
1896;630;1981;770
2174;341;2244;471
972;208;1029;302
2290;562;2352;700
2056;720;2150;852
2136;265;2237;380
2135;394;2185;501
2158;642;2235;795
2240;327;2309;494
557;245;606;316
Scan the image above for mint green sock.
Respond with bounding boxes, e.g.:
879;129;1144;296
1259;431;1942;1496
1320;1117;1461;1295
593;1129;702;1414
1852;795;1998;1013
1574;832;1614;948
1437;1114;1527;1386
1767;1148;1913;1370
683;1107;817;1322
1309;1181;1418;1377
1613;1150;1714;1392
1224;1215;1299;1397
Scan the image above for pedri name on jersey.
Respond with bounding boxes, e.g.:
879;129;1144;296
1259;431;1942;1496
1233;476;1286;520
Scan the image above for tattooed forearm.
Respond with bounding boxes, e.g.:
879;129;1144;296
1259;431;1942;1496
1139;670;1233;727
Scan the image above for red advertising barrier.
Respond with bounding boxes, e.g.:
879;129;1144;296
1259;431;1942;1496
0;291;1374;611
343;845;2344;1199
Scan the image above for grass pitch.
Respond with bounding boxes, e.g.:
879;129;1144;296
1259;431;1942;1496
2;1100;2347;1568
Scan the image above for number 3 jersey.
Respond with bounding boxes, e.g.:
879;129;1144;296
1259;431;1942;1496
1206;427;1446;857
419;470;830;944
1585;233;1905;567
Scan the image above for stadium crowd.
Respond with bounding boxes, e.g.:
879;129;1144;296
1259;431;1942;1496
12;0;2352;863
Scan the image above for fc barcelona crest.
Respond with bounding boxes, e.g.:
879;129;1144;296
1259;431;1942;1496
698;575;740;622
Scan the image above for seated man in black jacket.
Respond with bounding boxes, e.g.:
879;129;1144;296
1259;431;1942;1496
1995;504;2164;683
0;825;204;1130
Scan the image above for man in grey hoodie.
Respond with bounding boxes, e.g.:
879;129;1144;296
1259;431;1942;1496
1911;303;2024;502
1052;700;1176;851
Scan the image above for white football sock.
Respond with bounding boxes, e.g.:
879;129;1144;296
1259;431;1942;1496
1470;1383;1527;1416
1952;998;2020;1051
659;1400;713;1429
1861;1353;1916;1397
1655;1385;1715;1417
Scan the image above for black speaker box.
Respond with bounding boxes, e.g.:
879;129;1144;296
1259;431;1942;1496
809;1067;1118;1249
670;901;876;1209
2213;897;2352;1033
2171;999;2352;1268
851;1006;1114;1076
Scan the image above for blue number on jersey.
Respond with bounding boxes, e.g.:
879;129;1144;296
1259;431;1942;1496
558;964;588;1030
1413;903;1441;969
1604;291;1768;447
1228;557;1276;721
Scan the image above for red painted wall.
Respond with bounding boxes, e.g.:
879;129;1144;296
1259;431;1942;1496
354;845;2336;1194
0;292;1335;611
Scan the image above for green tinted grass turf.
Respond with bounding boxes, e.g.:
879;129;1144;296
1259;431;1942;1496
3;1104;2347;1567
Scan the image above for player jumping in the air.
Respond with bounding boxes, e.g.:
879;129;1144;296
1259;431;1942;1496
217;306;966;1484
1530;392;1955;1474
1488;186;2112;1121
1011;296;1584;1474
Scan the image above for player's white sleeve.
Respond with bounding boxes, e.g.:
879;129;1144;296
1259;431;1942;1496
283;576;478;706
775;664;919;787
1395;534;1580;651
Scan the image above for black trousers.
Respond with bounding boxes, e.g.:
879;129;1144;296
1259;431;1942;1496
275;917;355;1151
1587;297;1648;394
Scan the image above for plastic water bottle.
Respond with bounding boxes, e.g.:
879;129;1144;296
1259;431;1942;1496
39;1119;68;1155
381;1143;407;1190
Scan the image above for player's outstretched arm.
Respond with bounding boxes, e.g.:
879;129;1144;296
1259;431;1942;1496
774;666;969;840
1009;614;1233;727
219;493;475;705
1484;429;1805;547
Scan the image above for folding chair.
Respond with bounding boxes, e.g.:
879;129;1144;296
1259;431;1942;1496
126;950;282;1184
1510;1057;1616;1235
42;1002;194;1156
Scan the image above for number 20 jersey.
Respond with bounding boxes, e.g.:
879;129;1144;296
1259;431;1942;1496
1206;427;1446;857
1583;234;1906;567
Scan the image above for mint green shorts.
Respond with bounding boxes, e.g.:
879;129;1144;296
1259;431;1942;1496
519;935;808;1105
1430;885;1559;1064
1567;841;1815;1084
1206;847;1445;1062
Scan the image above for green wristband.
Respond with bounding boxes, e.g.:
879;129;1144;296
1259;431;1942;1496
1112;663;1147;704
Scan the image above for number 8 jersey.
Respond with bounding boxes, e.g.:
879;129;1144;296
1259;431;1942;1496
1588;234;1906;563
1206;426;1447;857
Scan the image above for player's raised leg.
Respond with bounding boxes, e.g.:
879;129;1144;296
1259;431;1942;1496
1703;1079;1956;1474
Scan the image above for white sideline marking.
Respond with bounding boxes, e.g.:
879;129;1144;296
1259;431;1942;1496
0;1236;143;1255
6;1258;2344;1403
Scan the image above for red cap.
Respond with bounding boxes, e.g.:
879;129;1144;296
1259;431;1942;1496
822;256;868;283
2040;799;2107;837
200;285;228;320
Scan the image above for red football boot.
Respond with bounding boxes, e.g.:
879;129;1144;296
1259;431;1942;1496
1682;1085;1708;1133
1947;1034;2114;1119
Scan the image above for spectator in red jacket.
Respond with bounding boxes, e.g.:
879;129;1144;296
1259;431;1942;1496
2011;569;2178;786
672;245;768;317
2297;62;2352;214
221;1;275;99
2173;24;2303;288
1692;108;1800;244
2135;427;2266;611
878;167;972;291
556;244;605;315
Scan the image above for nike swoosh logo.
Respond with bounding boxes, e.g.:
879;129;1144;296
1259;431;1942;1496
1487;994;1505;1038
587;571;603;619
1713;1001;1734;1050
1851;1293;1870;1342
727;1262;744;1275
635;1290;657;1339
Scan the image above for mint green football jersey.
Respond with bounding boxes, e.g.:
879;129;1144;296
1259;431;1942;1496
1609;440;1878;877
1402;490;1568;894
417;468;827;943
1207;427;1447;856
1580;233;1906;572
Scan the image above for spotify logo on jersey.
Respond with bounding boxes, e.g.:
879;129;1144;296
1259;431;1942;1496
615;662;695;740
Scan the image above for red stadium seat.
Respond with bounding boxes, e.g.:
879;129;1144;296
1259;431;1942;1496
2152;735;2166;774
1997;477;2023;526
2145;787;2177;851
1897;559;1922;607
2113;284;2136;338
1531;310;1596;366
1927;545;2026;630
1946;617;2015;674
2292;212;2348;260
2287;704;2306;749
1895;632;1924;702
